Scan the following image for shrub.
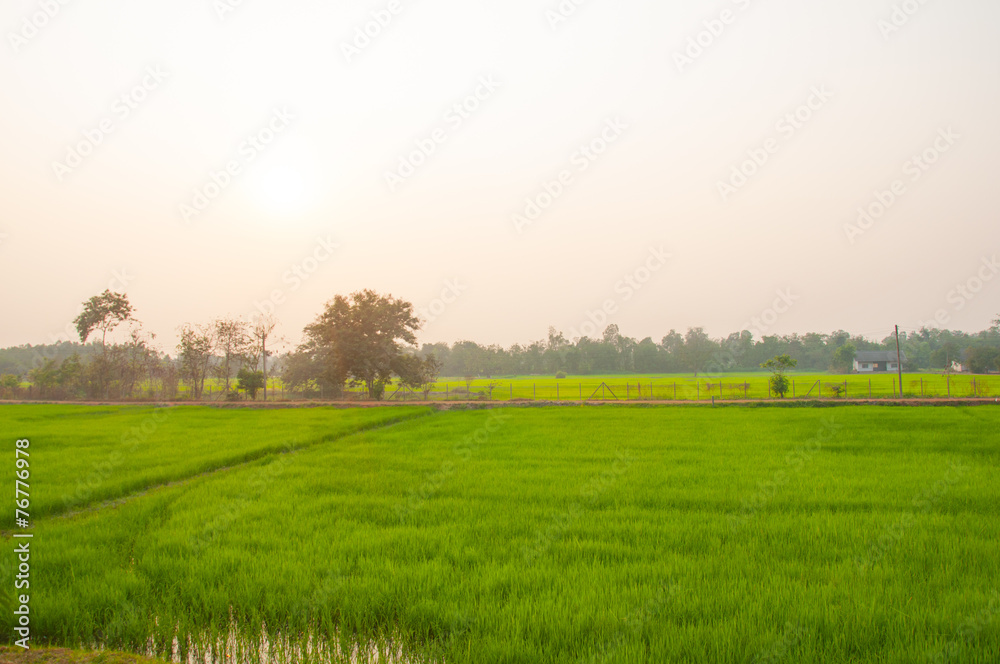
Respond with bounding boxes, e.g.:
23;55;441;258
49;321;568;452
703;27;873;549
555;371;567;379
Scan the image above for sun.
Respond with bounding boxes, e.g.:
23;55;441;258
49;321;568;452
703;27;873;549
245;153;319;217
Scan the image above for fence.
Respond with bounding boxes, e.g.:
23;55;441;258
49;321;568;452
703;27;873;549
338;374;1000;403
4;374;997;403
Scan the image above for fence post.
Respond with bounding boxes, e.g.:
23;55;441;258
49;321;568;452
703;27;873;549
868;378;871;398
696;383;700;401
556;383;559;401
920;378;924;397
947;375;950;397
580;383;582;400
533;383;536;400
602;384;605;400
674;382;677;400
792;379;795;397
627;384;630;400
509;384;513;400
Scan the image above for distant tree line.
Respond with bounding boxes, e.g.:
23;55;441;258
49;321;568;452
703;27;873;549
415;323;1000;378
0;289;997;401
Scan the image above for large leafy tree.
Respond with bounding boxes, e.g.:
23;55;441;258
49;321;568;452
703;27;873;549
301;290;421;399
831;342;856;374
681;327;717;377
73;289;135;397
73;290;134;352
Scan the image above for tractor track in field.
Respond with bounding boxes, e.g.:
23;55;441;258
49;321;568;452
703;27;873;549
9;408;438;527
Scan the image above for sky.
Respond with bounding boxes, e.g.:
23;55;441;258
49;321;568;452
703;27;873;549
1;0;998;355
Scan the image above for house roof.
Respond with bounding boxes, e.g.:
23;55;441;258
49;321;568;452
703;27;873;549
855;350;907;362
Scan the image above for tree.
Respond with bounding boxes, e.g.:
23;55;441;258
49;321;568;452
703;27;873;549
300;290;421;399
966;346;1000;374
761;354;798;398
119;326;158;398
1;373;20;393
213;317;250;396
831;342;856;374
236;368;265;400
250;314;278;400
28;358;60;398
682;327;717;377
392;353;442;400
177;324;213;400
73;289;135;397
73;290;134;352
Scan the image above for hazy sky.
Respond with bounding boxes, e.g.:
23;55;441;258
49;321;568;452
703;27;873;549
2;0;998;354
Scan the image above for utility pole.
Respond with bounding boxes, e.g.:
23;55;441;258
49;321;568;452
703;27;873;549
895;324;904;398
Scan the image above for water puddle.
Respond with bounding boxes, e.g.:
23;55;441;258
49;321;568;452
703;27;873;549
98;621;434;664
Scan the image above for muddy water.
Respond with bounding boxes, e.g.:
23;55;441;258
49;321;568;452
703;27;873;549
104;622;431;664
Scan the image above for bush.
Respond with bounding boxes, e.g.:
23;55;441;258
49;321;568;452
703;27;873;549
769;374;790;398
555;371;567;379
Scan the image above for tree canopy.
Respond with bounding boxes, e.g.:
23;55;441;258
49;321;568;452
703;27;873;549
73;289;134;350
298;290;426;399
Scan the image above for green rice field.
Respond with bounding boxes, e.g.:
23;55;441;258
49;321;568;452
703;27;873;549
1;403;999;663
373;372;1000;402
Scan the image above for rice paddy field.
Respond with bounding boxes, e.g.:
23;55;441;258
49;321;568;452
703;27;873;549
23;371;996;403
2;403;999;663
373;372;1000;402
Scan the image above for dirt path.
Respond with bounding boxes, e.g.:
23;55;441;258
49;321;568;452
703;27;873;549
2;398;998;409
0;646;161;664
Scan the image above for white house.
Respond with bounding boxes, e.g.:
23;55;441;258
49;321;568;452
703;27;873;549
853;350;906;373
